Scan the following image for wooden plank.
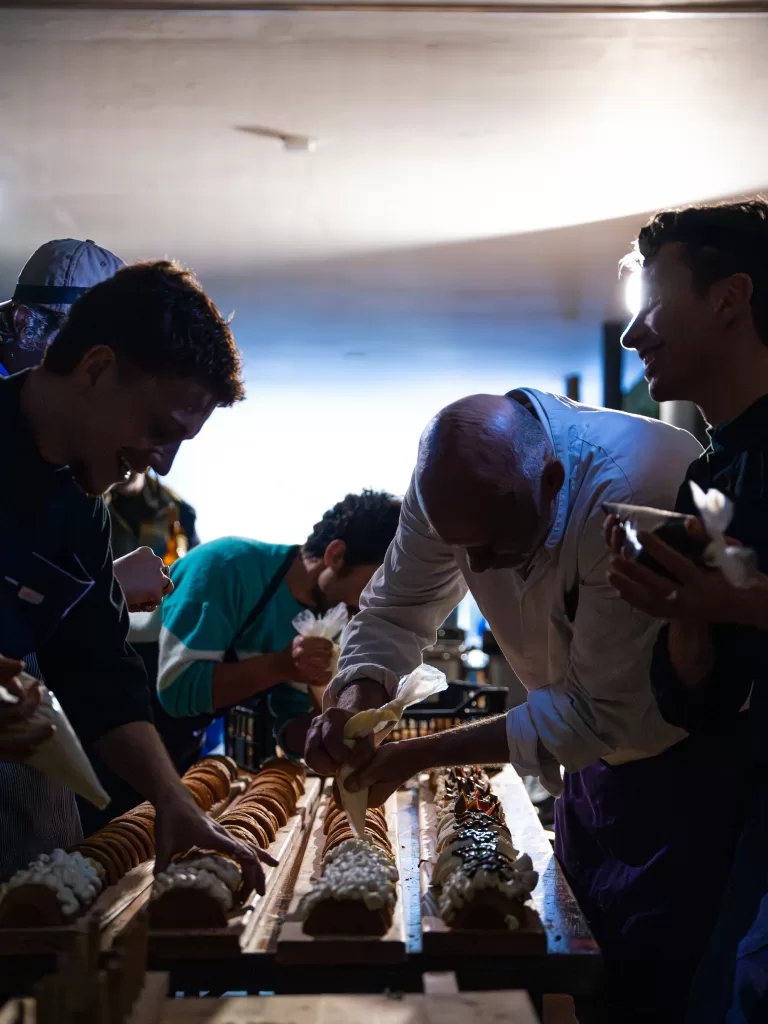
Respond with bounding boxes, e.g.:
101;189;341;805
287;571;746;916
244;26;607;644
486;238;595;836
0;860;155;957
125;973;169;1024
276;783;406;964
419;772;547;957
0;777;247;959
490;767;599;959
158;990;539;1024
148;777;322;960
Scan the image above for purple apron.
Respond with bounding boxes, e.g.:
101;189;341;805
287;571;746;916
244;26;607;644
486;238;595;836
555;732;749;1024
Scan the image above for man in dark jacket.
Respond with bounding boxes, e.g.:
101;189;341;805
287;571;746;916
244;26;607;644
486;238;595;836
0;257;269;891
609;199;768;1023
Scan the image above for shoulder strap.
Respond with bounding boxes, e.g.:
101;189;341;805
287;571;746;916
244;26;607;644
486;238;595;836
223;546;299;663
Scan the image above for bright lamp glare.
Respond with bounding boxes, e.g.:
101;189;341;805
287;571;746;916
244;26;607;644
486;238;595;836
625;273;643;317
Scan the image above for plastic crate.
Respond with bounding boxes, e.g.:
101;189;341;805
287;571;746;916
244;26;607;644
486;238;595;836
225;694;277;771
385;681;507;742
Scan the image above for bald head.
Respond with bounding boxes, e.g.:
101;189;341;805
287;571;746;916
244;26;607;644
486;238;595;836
418;394;549;490
416;393;563;573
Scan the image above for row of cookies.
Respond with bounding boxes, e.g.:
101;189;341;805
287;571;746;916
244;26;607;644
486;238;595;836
0;755;243;928
299;794;398;937
150;758;307;928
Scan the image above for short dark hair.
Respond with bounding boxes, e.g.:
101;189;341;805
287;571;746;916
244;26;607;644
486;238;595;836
304;490;402;566
632;199;768;344
44;259;244;405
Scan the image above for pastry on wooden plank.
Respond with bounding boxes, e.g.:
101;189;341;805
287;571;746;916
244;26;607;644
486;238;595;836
0;850;105;927
300;838;398;937
428;767;538;931
150;854;243;928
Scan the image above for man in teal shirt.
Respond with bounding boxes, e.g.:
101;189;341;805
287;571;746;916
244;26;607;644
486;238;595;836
156;490;401;761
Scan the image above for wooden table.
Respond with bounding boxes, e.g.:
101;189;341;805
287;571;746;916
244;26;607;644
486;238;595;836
159;990;540;1024
156;769;601;1010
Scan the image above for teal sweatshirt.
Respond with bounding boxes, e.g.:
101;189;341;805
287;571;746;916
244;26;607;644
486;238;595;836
156;537;312;739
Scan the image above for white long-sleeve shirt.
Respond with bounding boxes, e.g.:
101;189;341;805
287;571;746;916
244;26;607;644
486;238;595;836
330;389;703;794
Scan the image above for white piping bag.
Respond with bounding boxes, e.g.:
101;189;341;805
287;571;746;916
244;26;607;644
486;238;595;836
292;603;350;706
689;481;758;587
338;664;448;838
1;672;110;809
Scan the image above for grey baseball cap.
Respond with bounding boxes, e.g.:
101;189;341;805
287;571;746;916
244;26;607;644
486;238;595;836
5;238;124;314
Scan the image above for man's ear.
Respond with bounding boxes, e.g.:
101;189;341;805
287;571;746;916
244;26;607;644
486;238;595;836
711;272;754;328
323;539;347;570
542;459;565;502
76;345;118;389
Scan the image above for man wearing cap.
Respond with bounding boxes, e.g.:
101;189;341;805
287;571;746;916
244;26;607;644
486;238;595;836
0;253;271;892
0;239;120;376
0;240;180;613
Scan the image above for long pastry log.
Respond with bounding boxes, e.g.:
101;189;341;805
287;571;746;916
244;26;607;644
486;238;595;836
0;850;105;927
300;838;398;937
430;767;538;931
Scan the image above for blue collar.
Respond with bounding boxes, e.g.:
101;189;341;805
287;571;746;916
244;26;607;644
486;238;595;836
0;361;9;378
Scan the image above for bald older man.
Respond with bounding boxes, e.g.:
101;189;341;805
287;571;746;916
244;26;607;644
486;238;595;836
305;390;743;1024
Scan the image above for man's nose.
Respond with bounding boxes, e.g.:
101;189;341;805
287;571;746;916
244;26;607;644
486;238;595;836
149;442;181;477
620;312;646;352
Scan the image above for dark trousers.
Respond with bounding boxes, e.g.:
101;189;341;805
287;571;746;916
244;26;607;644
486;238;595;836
686;778;768;1024
555;735;750;1024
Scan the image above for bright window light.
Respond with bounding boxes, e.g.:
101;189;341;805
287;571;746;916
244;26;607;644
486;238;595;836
625;272;643;317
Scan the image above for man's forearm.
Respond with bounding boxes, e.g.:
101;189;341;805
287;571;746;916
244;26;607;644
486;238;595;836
335;678;390;714
392;714;509;773
92;721;188;804
211;653;288;710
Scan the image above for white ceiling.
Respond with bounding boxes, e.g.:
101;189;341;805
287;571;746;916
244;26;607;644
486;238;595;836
1;7;767;317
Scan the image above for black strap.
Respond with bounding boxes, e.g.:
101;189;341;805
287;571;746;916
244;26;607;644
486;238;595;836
223;546;299;663
13;284;90;305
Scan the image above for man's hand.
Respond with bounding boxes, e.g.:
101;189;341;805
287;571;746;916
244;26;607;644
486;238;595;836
0;656;55;762
304;678;389;777
114;547;173;612
154;787;277;894
344;740;426;807
281;636;334;686
608;526;767;625
604;513;625;556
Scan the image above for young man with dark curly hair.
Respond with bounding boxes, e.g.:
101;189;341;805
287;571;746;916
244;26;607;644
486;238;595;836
151;490;402;766
0;257;274;892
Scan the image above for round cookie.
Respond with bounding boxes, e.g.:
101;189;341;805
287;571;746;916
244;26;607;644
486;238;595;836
248;794;288;829
204;754;240;780
219;813;270;850
71;842;122;887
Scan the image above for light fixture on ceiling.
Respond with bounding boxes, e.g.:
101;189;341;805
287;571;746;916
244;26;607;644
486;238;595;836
236;125;318;153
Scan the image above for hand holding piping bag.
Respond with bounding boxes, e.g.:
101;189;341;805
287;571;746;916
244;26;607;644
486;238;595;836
337;665;448;837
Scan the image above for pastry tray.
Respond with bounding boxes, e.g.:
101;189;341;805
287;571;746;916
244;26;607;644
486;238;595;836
418;772;546;957
276;783;407;965
148;775;322;960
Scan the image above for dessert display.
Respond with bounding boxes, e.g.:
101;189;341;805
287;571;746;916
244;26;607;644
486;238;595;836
150;758;306;929
298;795;398;937
429;767;538;931
0;755;243;929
